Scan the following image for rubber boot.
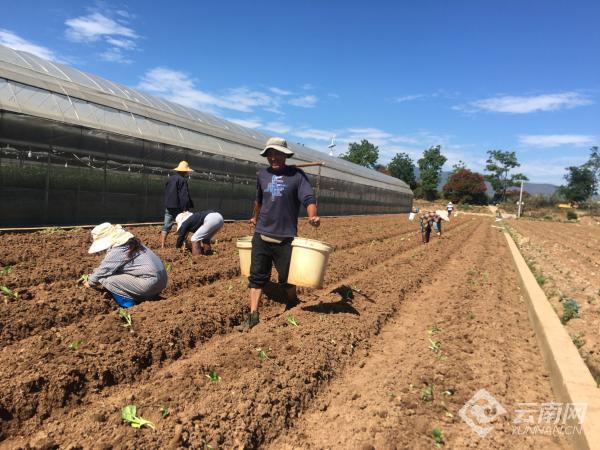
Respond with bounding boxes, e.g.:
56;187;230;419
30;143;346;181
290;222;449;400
191;241;202;256
160;231;167;248
285;285;299;309
236;311;259;332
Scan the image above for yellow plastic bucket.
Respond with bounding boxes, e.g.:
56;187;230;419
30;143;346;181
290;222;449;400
287;237;334;288
236;236;253;277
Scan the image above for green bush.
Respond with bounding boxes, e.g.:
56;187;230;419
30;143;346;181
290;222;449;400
566;210;578;220
561;299;580;324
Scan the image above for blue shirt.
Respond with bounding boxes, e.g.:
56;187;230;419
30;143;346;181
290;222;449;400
164;172;194;210
255;166;316;238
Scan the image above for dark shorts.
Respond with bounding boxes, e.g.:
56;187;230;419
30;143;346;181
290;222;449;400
248;233;294;289
162;208;183;233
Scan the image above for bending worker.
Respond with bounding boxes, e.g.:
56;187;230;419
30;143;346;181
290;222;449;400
238;137;320;331
160;161;194;248
84;223;168;307
175;210;224;255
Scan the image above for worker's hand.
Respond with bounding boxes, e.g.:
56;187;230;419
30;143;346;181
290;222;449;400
308;216;321;227
249;217;257;228
83;281;91;288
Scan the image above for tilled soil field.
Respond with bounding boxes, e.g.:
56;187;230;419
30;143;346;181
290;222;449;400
507;219;600;380
0;215;567;449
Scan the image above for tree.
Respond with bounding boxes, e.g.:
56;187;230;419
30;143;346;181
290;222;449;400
443;167;487;204
417;145;447;200
484;150;528;202
388;152;416;189
339;139;379;168
582;146;599;196
559;166;596;202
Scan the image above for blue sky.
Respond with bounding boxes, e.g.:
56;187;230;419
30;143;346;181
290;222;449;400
1;0;599;185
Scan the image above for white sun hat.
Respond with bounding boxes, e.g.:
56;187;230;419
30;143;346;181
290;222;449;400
88;223;134;254
175;211;194;231
260;137;294;157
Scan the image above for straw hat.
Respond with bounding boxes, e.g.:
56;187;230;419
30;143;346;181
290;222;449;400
175;211;193;231
260;137;294;157
173;161;194;172
88;223;134;254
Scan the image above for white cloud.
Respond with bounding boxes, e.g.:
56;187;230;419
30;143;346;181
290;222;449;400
269;87;292;96
464;92;592;114
0;29;61;62
292;128;335;141
519;134;595;148
394;94;425;103
65;11;139;64
265;121;292;134
302;83;314;90
288;95;318;108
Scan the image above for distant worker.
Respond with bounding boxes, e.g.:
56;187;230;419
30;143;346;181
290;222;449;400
160;161;194;248
419;212;432;244
175;210;224;255
447;201;454;217
83;223;168;308
238;137;320;331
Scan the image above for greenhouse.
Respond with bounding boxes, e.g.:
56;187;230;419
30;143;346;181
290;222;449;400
0;43;413;227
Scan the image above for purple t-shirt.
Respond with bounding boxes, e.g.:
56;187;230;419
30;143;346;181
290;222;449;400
255;166;316;238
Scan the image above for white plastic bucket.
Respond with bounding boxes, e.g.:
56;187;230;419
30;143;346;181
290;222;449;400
287;237;334;288
236;236;253;277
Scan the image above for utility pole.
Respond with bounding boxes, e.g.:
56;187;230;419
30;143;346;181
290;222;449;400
517;179;524;219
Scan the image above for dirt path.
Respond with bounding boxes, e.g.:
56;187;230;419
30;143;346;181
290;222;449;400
269;224;566;449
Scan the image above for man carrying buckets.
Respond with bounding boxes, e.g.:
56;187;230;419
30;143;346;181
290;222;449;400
237;137;321;331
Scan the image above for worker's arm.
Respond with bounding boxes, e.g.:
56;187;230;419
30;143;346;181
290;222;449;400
249;202;262;228
307;203;320;227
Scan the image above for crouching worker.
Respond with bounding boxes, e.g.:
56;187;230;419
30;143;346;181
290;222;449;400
83;223;168;308
175;210;224;255
237;137;320;332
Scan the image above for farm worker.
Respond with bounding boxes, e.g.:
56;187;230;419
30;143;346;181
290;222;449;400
84;223;168;308
237;137;320;331
160;161;194;248
430;211;443;237
419;213;432;244
447;201;454;217
175;210;224;255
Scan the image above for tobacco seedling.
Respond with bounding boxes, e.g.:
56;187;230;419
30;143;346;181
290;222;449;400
256;347;271;360
428;325;441;336
0;285;18;303
206;370;221;382
121;404;155;430
67;339;84;351
420;385;435;402
561;299;580;324
159;406;169;418
119;308;134;332
165;262;172;273
0;265;12;276
432;426;444;448
429;338;441;353
77;274;89;284
287;315;300;327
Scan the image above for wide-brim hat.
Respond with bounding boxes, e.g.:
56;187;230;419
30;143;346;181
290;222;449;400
260;137;294;157
88;223;134;254
174;161;194;172
175;211;193;231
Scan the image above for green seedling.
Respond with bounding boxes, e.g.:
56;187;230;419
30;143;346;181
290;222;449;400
0;285;19;303
256;347;271;360
159;406;169;418
467;312;475;320
77;274;89;284
287;315;300;327
561;299;580;324
432;426;444;448
118;308;134;332
206;370;221;382
428;325;441;336
42;226;63;234
571;333;585;349
429;338;441;353
165;262;172;272
420;385;435;402
121;404;155;430
0;265;12;276
535;274;546;286
67;339;84;350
